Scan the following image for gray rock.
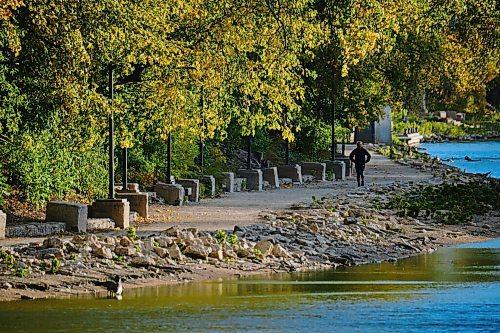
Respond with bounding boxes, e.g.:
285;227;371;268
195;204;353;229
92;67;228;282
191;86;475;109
115;246;136;256
43;237;65;249
120;237;134;247
168;244;184;260
153;246;168;258
95;247;113;259
272;244;291;258
132;255;156;267
344;217;357;225
184;244;211;259
156;236;174;247
254;240;274;256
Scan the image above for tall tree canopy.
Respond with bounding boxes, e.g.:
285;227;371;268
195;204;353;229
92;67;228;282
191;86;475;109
0;0;498;205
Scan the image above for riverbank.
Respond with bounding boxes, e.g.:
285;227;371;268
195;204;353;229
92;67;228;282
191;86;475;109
0;150;498;302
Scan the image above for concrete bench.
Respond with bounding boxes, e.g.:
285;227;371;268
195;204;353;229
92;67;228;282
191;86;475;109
222;172;235;193
237;169;263;191
301;162;326;181
262;167;279;188
6;222;66;238
234;177;246;192
115;183;140;193
177;179;200;202
277;165;303;184
200;175;216;198
324;160;346;180
46;201;88;232
0;210;6;239
154;182;185;205
332;157;352;177
116;192;149;218
87;218;115;231
89;199;130;229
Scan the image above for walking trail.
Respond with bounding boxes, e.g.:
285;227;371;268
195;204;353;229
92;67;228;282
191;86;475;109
144;148;438;233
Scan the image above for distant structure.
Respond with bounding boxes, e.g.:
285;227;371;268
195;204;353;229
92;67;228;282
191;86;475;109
435;111;465;124
355;106;392;145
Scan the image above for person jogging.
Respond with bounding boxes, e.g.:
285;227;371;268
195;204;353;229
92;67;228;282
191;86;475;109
349;141;371;187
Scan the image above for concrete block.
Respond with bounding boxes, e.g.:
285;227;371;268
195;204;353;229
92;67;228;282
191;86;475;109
177;179;200;202
89;199;130;229
116;192;149;218
200;175;216;198
6;222;66;238
222;172;235;193
277;165;303;184
237;169;263;191
234;178;246;192
324;160;346;180
278;178;293;186
45;201;88;232
333;157;351;177
87;218;115;231
302;174;315;183
115;183;140;193
154;182;185;205
262;167;279;188
301;162;326;181
0;210;5;239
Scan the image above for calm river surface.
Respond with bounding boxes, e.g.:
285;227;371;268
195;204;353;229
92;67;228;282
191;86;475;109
419;141;500;178
0;239;499;332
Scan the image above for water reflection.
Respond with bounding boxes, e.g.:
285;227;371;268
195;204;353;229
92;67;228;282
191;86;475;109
0;239;498;332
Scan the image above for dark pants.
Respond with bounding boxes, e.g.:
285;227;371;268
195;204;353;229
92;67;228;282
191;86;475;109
355;164;365;185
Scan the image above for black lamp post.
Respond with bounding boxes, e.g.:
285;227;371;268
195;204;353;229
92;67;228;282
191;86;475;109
108;65;115;199
199;90;205;174
331;99;336;161
166;133;172;184
122;147;128;190
246;135;253;169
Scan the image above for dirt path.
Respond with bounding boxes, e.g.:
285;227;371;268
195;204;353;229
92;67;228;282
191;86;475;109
143;147;438;233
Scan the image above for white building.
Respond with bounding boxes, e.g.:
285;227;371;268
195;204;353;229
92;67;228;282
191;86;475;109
355;106;392;145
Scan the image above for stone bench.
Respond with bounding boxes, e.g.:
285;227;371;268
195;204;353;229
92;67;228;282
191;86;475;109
116;192;149;218
0;210;5;239
234;177;246;192
333;156;352;177
324;160;346;180
6;222;66;238
154;182;185;205
222;172;235;193
277;165;303;184
115;183;140;193
200;175;216;198
177;179;200;202
46;201;88;232
300;162;326;181
237;169;263;191
262;167;279;188
89;199;130;229
87;218;115;231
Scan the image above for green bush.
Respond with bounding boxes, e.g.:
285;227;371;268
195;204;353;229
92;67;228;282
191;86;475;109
386;180;500;224
4;130;107;206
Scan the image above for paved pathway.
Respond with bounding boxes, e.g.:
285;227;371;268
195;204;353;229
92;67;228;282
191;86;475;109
143;148;438;232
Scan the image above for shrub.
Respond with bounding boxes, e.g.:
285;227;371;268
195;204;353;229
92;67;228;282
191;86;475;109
214;229;227;244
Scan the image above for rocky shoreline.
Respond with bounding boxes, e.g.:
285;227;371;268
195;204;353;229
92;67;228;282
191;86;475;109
422;133;499;143
0;157;499;302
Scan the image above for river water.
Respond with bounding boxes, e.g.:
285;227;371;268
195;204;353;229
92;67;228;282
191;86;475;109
419;141;500;178
0;239;499;332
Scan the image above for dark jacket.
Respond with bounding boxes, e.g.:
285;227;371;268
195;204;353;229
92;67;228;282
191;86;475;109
349;147;371;166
